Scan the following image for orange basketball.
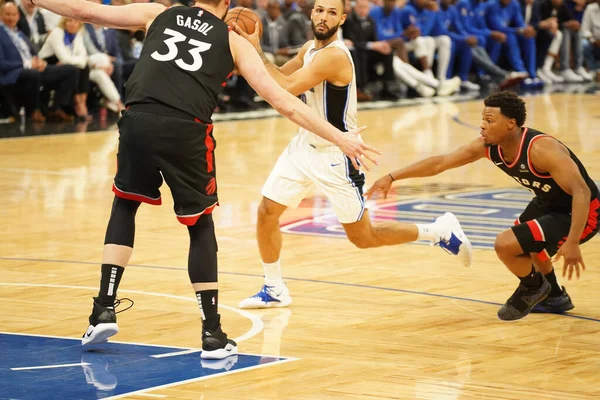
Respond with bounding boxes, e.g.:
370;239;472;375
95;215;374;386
225;7;263;39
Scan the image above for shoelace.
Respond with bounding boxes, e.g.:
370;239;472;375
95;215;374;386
114;297;134;314
253;285;275;301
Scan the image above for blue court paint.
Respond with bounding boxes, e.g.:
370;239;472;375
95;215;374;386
0;333;292;400
282;188;533;249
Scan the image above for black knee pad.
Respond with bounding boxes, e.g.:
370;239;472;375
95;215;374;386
104;196;141;247
188;214;218;283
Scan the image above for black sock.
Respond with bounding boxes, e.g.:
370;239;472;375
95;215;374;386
544;269;563;297
519;266;542;289
97;264;125;307
196;290;219;330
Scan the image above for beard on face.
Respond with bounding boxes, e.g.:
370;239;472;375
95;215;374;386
311;20;339;40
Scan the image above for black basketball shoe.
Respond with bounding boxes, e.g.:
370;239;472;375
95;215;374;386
498;273;551;321
82;297;133;346
201;315;238;360
532;286;575;313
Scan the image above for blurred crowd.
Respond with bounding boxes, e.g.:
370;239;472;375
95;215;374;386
1;0;599;124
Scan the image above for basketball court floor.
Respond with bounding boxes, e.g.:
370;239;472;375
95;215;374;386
1;91;599;399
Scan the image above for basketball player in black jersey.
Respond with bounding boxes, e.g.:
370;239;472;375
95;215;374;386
30;0;380;359
365;91;600;321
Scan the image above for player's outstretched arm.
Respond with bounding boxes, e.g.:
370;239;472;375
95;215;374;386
232;22;309;91
364;137;487;199
30;0;165;30
530;137;591;280
230;31;380;170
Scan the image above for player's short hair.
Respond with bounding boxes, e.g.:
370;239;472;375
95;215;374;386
484;91;526;127
196;0;222;7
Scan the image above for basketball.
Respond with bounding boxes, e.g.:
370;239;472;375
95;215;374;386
225;7;263;39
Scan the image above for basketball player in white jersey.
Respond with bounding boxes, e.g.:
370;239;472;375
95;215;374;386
234;0;473;309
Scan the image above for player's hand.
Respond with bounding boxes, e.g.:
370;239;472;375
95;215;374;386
553;241;586;280
336;126;380;171
232;21;261;51
364;174;394;200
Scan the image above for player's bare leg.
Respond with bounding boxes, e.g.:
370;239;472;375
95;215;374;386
239;197;292;309
342;210;473;267
494;229;551;320
531;256;574;313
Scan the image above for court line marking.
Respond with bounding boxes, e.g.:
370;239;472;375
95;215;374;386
106;358;299;400
0;283;263;344
0;331;299;362
2;260;599;323
11;362;90;371
1;331;299;400
150;349;201;358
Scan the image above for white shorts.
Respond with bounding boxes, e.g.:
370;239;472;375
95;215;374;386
261;134;366;224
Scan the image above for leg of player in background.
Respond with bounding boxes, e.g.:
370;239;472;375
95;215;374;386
341;209;472;267
238;197;292;309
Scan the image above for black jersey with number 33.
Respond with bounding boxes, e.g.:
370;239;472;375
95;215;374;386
125;6;234;123
487;127;599;213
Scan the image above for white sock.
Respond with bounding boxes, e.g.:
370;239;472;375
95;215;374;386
416;223;439;241
263;260;283;287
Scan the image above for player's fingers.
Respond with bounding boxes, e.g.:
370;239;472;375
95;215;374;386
567;262;574;281
231;22;245;36
552;249;562;263
580;257;586;271
383;189;389;200
350;156;360;170
575;262;581;280
362;143;382;156
359;150;378;167
360;157;371;172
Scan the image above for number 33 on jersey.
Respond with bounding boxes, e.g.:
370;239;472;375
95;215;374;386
125;6;234;124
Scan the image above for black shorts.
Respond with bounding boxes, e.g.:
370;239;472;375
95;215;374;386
511;197;600;261
113;103;217;226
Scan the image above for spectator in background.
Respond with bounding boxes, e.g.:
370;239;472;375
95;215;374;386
371;0;432;76
444;0;527;88
438;0;481;90
256;0;269;18
38;16;124;117
0;1;77;122
581;0;600;80
455;0;510;81
287;0;312;51
261;0;291;66
535;0;566;83
343;0;393;100
486;0;542;87
552;0;592;81
16;0;47;51
402;0;453;83
282;0;297;19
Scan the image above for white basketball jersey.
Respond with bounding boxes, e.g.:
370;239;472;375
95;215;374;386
297;40;358;147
